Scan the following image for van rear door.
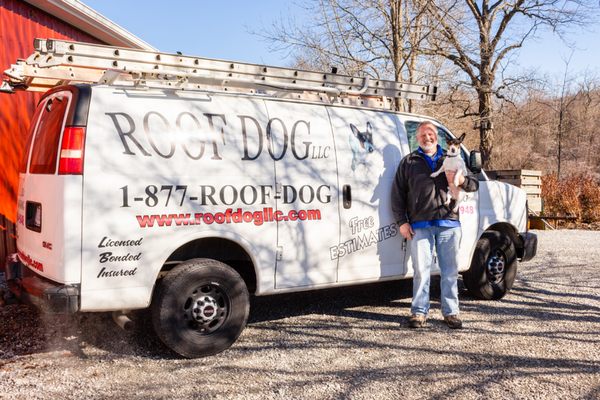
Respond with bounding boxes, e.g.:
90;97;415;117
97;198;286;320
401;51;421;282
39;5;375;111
16;87;86;284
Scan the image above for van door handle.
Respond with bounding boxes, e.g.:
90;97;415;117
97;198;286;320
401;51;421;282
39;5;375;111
343;184;352;209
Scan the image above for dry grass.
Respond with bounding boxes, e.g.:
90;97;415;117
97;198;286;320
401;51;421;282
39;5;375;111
542;174;600;223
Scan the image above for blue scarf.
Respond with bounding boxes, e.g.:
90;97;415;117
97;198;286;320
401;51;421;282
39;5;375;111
418;145;443;171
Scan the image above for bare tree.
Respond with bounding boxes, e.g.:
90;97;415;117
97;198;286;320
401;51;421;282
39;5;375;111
574;75;600;168
423;0;597;168
262;0;432;110
260;1;598;168
533;55;600;178
539;70;577;178
489;70;600;179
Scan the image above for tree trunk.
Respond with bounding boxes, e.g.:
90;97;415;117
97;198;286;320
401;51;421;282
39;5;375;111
557;107;564;179
390;0;404;112
479;89;494;169
407;0;422;114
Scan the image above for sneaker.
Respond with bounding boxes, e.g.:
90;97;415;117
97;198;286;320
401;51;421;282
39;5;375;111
409;314;427;328
444;315;463;329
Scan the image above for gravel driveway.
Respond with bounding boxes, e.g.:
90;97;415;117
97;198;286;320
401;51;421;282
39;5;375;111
1;229;599;400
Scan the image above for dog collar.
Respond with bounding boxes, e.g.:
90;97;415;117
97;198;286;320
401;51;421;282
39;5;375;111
445;154;459;158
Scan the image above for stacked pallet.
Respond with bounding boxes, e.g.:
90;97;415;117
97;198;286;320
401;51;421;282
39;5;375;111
487;169;543;214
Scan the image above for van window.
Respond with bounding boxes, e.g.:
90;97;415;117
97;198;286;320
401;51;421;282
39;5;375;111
404;120;448;152
404;120;468;163
29;94;70;174
19;105;43;173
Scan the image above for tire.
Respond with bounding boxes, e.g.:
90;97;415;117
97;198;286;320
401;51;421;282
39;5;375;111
462;231;517;300
151;258;250;358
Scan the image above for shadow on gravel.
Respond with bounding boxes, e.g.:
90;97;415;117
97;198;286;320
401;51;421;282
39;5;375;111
0;303;176;361
3;273;600;399
503;282;600;319
0;279;415;361
519;273;600;304
203;352;600;400
0;276;494;361
3;272;597;363
205;287;600;399
249;279;413;324
222;282;600;399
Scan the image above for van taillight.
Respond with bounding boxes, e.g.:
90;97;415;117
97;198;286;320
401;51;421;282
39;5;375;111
58;126;86;175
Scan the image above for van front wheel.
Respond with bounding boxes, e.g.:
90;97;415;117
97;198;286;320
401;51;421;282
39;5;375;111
463;231;517;300
151;258;250;358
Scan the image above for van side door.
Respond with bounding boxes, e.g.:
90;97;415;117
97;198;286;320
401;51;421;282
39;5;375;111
328;108;408;282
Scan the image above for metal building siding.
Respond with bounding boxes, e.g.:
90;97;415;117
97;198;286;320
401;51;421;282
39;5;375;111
0;0;103;262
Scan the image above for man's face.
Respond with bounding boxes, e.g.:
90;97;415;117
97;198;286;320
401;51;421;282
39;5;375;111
416;123;438;154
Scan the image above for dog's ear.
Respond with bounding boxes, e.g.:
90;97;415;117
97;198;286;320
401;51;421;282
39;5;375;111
350;124;360;137
458;133;466;142
366;122;373;134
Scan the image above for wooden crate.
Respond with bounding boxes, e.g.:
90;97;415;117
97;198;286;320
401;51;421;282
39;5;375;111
487;169;543;213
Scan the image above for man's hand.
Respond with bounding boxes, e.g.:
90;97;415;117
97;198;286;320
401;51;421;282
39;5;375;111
445;170;465;187
400;223;415;240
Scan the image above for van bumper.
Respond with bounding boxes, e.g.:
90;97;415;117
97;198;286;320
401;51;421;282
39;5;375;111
518;232;537;262
5;254;79;314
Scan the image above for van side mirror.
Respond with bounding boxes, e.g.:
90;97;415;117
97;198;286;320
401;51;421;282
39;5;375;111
469;151;482;173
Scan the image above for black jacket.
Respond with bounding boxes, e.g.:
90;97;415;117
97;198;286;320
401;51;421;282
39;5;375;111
391;149;479;226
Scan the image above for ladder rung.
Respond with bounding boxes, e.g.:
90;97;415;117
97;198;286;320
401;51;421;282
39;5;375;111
4;38;437;108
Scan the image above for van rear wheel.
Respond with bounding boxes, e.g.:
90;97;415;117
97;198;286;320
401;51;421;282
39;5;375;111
463;231;517;300
151;258;249;358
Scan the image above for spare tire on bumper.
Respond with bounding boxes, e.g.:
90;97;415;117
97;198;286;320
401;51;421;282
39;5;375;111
462;231;517;300
151;258;250;358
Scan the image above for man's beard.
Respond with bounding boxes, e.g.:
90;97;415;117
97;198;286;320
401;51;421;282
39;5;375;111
421;143;436;153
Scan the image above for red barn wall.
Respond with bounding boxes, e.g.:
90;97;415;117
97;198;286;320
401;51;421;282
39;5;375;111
0;0;103;263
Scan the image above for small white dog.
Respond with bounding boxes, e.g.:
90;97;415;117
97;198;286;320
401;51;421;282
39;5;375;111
430;133;468;212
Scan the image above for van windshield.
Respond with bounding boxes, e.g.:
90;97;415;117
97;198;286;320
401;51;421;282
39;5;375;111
29;94;69;174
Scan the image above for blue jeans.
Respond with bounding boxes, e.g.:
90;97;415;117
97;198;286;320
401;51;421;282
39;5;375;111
410;226;461;317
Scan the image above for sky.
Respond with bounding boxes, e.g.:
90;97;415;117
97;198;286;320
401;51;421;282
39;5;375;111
82;0;600;80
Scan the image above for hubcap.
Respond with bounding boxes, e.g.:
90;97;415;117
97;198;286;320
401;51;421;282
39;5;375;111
183;283;229;334
486;249;506;283
192;296;220;323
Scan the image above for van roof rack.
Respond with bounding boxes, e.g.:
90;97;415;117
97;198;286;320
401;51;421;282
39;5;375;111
2;38;437;110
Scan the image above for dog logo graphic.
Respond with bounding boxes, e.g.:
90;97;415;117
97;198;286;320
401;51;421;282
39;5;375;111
349;122;374;171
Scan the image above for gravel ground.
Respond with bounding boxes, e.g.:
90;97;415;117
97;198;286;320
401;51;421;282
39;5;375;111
1;229;599;400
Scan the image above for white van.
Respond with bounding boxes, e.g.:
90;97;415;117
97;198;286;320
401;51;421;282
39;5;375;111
5;40;536;358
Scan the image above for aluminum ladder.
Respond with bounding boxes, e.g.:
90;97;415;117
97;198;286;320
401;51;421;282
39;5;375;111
2;38;436;110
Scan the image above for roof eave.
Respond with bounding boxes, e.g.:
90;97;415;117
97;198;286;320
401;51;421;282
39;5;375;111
23;0;157;50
